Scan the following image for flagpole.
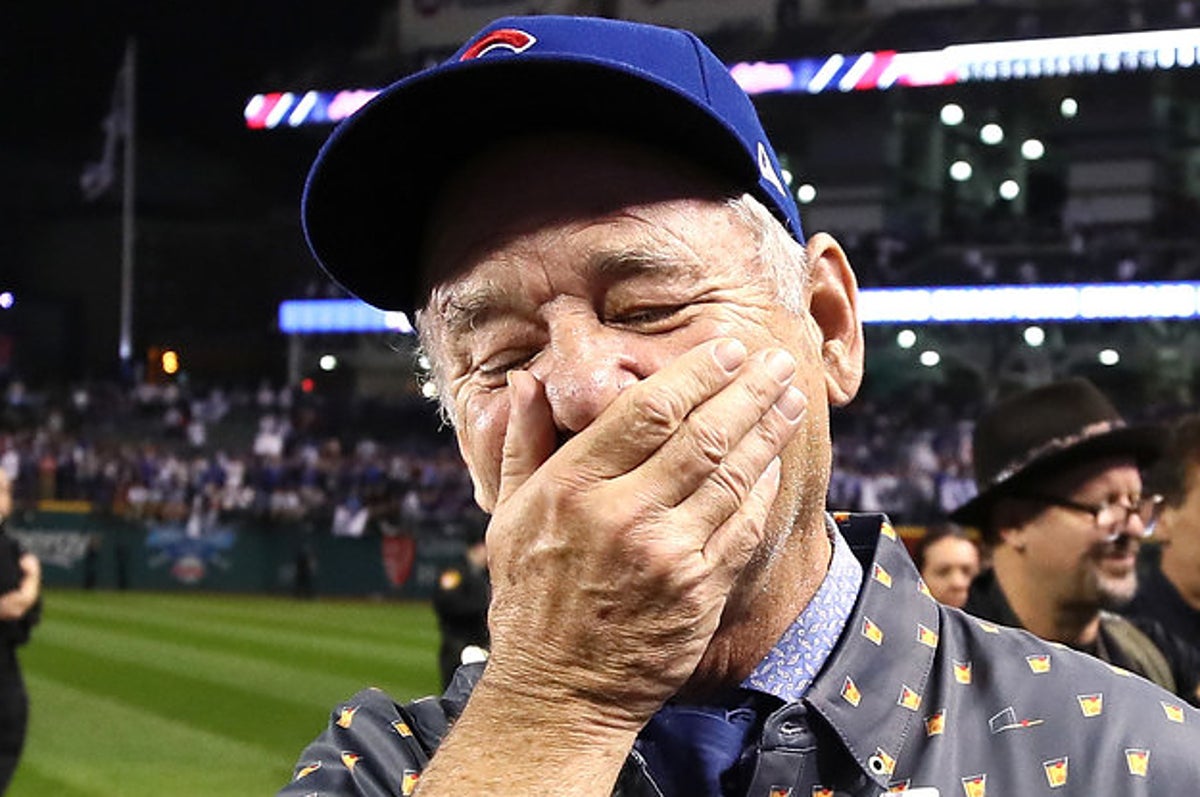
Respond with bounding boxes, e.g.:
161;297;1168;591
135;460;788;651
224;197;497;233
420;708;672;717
118;37;136;370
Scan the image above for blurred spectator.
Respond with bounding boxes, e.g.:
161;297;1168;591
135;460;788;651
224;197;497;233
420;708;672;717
331;494;369;538
951;378;1200;704
432;521;490;690
912;524;981;608
0;466;41;793
1123;413;1200;643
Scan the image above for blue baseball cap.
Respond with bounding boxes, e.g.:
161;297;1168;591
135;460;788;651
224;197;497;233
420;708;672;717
302;14;804;314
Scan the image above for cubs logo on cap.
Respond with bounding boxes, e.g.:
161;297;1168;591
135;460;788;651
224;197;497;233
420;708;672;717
459;28;536;60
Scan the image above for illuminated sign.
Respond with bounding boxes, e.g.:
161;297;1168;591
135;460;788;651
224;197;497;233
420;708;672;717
278;299;413;333
247;26;1200;128
279;282;1200;333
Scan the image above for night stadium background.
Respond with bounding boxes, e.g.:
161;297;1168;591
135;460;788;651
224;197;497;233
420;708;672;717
2;0;1198;793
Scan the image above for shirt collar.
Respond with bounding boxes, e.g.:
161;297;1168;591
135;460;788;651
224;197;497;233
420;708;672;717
742;515;864;702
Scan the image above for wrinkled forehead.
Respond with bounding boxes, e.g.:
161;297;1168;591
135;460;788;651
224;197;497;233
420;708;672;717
415;131;740;312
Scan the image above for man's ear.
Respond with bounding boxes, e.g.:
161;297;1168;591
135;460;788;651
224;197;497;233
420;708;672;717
992;500;1029;552
805;232;864;407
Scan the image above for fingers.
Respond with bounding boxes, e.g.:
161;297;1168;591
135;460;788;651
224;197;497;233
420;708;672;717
496;370;558;505
702;456;781;574
638;346;803;509
562;338;749;480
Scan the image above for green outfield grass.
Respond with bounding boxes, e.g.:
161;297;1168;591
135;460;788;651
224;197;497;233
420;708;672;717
9;589;441;796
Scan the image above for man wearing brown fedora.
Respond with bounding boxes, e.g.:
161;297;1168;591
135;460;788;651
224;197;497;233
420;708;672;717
952;378;1200;703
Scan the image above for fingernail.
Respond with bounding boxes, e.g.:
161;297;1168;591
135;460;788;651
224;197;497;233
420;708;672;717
714;339;747;372
756;456;782;487
765;349;796;383
775;385;807;421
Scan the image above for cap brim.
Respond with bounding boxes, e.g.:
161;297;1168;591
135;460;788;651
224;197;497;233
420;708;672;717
948;424;1168;529
302;57;763;314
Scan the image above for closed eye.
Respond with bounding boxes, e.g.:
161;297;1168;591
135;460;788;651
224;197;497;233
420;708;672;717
607;305;687;328
476;350;537;385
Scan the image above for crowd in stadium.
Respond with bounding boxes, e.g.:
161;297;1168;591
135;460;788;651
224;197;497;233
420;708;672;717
0;374;990;531
0;378;477;536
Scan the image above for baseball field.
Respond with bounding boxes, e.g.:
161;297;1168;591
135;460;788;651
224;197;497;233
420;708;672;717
8;589;441;796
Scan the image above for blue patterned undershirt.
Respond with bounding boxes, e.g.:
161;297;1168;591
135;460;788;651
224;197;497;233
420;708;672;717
741;517;864;702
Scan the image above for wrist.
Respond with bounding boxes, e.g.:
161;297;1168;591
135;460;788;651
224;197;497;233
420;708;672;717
414;669;643;796
470;664;650;741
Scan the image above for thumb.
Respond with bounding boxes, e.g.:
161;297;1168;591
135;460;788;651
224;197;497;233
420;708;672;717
497;370;557;504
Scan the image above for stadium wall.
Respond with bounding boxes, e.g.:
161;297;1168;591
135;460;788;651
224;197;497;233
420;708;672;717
7;510;467;598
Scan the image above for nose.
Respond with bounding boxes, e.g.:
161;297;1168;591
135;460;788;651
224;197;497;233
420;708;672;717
529;320;648;435
1106;508;1147;544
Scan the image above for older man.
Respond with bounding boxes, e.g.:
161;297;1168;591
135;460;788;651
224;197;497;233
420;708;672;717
953;378;1200;702
282;15;1200;797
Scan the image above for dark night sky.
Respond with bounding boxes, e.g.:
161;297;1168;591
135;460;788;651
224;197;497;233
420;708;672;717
3;2;383;170
1;1;391;382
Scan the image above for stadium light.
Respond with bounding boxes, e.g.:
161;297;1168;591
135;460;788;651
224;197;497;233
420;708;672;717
1098;348;1120;365
1023;325;1045;346
319;354;338;372
0;291;13;310
796;183;817;203
896;329;917;349
980;123;1005;145
998;179;1021;200
1021;139;1046;160
1060;97;1079;118
919;350;941;367
940;103;965;125
949;160;973;181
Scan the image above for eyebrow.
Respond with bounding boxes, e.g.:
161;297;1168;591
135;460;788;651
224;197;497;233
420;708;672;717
432;246;703;336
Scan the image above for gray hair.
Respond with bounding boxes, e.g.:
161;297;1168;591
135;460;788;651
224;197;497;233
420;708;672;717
415;192;809;428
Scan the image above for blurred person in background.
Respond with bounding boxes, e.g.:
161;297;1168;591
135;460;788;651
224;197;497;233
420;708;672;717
432;522;490;690
280;16;1200;796
1123;412;1200;642
911;524;981;608
0;467;41;793
953;378;1200;704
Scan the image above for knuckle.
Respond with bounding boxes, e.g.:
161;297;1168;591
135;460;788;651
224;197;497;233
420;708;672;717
756;413;793;452
708;463;755;508
632;389;689;436
686;420;732;469
736;372;777;408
